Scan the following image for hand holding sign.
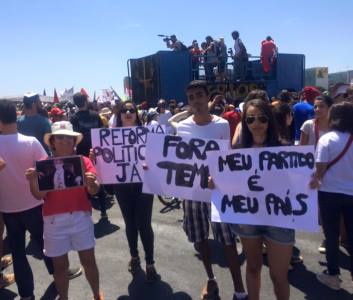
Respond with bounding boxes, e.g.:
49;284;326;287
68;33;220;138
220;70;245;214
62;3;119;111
91;125;165;184
209;145;319;232
143;134;228;202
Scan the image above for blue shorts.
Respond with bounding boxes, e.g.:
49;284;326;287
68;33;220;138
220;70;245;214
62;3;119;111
231;224;295;245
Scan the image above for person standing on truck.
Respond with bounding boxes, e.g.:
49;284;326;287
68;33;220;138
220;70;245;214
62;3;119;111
165;35;187;51
231;31;248;80
260;36;277;74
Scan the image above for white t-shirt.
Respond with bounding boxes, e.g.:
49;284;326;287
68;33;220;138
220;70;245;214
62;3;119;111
300;119;326;146
108;114;116;128
234;38;243;56
0;133;46;212
53;166;66;189
157;110;173;134
316;131;353;196
147;119;159;126
177;115;230;142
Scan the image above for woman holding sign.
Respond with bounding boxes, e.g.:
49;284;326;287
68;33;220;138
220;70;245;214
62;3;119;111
232;99;294;300
111;101;159;282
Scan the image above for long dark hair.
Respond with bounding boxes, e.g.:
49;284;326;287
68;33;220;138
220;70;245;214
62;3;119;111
115;100;142;127
271;101;292;143
240;99;279;148
329;101;353;134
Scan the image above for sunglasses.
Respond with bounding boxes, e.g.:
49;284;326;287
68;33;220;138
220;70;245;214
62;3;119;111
121;108;136;114
245;115;269;125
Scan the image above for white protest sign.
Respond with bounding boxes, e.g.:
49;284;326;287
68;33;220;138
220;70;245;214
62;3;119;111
143;134;228;202
91;125;165;184
209;145;319;232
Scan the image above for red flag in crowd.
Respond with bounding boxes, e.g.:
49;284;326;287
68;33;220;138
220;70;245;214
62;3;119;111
53;88;59;103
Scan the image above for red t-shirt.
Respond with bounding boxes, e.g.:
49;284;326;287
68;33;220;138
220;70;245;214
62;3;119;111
223;110;241;139
190;48;202;62
42;156;95;216
261;40;276;58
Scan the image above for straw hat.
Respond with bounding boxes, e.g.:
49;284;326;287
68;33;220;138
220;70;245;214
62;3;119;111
44;121;83;147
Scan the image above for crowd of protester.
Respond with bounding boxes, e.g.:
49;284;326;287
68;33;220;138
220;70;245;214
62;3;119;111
164;32;278;82
0;82;353;300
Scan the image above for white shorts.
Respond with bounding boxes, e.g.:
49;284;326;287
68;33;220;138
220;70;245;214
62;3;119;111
43;211;95;257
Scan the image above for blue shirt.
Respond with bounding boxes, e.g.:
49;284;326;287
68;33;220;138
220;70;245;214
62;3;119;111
17;115;51;150
293;101;314;141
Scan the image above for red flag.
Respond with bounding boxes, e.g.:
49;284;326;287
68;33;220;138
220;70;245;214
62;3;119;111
53;88;59;103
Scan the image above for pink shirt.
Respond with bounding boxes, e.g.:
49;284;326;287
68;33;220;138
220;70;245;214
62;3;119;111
0;134;47;213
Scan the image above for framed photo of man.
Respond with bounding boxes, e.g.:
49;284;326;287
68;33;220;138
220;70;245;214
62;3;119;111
35;155;85;192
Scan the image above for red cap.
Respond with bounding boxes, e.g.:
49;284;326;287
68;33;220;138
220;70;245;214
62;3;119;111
303;86;320;102
50;107;65;116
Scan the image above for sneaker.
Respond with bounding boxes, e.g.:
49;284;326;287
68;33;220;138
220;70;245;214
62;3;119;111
68;267;82;280
0;272;15;289
146;265;160;283
0;255;13;270
318;240;326;254
317;270;340;290
128;257;141;274
200;279;220;300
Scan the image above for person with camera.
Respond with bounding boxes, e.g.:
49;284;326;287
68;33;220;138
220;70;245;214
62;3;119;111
164;35;186;51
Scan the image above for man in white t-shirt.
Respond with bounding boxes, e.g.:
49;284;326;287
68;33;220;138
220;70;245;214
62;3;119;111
177;81;246;300
231;31;248;80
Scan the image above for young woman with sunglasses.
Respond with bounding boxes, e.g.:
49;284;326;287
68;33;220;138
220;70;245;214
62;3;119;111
232;99;294;300
111;101;159;282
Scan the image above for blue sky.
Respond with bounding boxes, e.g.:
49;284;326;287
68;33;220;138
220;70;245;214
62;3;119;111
1;0;352;97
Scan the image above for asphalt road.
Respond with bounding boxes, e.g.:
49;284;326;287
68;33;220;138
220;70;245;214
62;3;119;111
1;196;352;300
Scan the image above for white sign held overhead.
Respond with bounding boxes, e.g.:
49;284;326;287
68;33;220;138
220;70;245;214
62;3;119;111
91;125;165;184
209;146;319;232
143;134;229;202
